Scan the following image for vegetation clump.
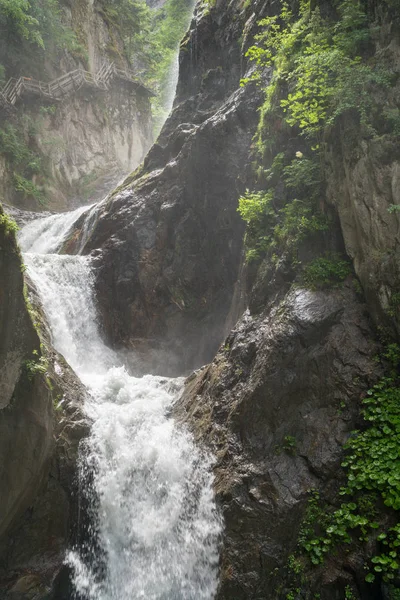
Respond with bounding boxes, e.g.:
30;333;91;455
0;0;86;78
0;212;18;236
302;255;351;290
0;122;45;205
238;0;398;265
24;350;48;380
296;344;400;586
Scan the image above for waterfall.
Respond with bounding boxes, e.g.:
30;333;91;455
19;210;222;600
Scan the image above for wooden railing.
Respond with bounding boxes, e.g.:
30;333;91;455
0;62;155;108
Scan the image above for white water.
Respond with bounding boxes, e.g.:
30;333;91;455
19;209;222;600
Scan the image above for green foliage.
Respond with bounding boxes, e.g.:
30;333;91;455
237;190;276;260
386;293;400;318
0;124;35;167
272;198;329;252
0;212;18;236
302;255;351;290
14;174;44;204
99;0;152;56
283;435;297;454
238;189;274;224
0;0;44;47
244;0;393;142
238;0;398;270
298;345;400;584
345;585;357;600
0;0;84;76
283;157;322;197
342;378;400;510
238;153;329;261
24;350;47;380
0;123;46;205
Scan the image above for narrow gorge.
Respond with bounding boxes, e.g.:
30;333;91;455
0;1;400;600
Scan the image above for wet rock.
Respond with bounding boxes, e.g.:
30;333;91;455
175;283;380;599
82;0;264;376
0;207;53;540
0;206;90;599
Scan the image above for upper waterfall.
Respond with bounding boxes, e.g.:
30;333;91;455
18;209;222;600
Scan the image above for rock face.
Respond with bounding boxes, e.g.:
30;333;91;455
35;84;152;209
175;283;380;599
326;132;400;338
80;0;262;375
0;208;89;597
0;209;52;540
167;2;400;599
0;0;399;597
0;0;153;211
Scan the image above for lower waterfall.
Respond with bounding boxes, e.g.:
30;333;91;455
19;208;222;600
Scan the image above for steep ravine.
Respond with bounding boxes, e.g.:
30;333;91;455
0;0;400;599
78;0;400;597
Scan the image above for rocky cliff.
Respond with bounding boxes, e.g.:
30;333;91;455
0;0;399;598
0;0;154;211
77;0;262;375
0;207;88;598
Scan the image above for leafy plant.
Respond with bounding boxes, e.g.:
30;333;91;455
0;212;19;236
24;350;47;380
302;255;351;290
0;0;85;77
283;435;297;454
0;123;46;205
298;345;400;584
243;0;392;142
14;174;44;205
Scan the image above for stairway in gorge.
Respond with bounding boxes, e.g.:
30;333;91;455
0;61;155;109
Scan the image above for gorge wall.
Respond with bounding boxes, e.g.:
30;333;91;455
80;0;400;597
77;0;263;375
0;210;88;598
0;0;400;598
0;0;153;211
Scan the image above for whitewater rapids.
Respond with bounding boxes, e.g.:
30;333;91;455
18;206;222;600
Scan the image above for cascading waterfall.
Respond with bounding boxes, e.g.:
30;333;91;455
19;208;222;600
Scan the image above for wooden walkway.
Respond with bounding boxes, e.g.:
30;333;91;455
1;62;155;108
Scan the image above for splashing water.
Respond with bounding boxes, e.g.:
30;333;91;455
19;209;222;600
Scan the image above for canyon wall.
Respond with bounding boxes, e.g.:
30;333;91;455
0;0;153;211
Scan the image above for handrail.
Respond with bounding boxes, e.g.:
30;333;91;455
1;61;155;108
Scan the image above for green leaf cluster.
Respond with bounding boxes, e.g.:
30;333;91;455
23;350;48;380
238;153;329;262
298;345;400;585
302;255;351;290
245;0;393;143
0;212;18;236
